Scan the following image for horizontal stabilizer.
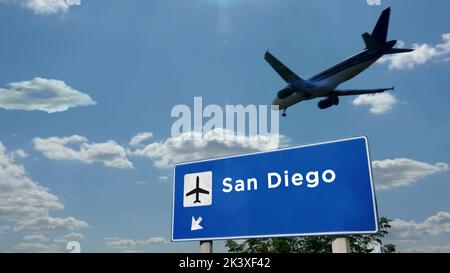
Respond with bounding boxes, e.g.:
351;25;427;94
331;87;394;97
385;48;414;55
265;51;304;84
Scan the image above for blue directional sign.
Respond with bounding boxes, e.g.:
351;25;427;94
172;136;378;241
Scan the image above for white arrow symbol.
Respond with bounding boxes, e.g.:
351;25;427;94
191;216;203;231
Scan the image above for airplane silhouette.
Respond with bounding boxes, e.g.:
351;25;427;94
266;7;413;116
186;176;210;204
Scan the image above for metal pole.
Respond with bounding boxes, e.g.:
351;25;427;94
332;237;351;253
200;240;213;253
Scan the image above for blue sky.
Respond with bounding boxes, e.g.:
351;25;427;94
0;0;449;252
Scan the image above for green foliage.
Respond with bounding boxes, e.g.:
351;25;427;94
226;217;396;253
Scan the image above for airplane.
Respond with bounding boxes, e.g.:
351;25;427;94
186;176;210;204
266;7;414;117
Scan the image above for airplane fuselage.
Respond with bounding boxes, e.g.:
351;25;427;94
272;49;385;110
186;178;210;204
194;192;201;203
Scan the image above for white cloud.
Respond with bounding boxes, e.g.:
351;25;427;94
33;135;134;169
34;130;287;170
0;141;88;251
120;249;139;253
138;236;168;245
0;77;95;113
372;158;449;190
378;33;450;70
106;238;137;249
386;212;450;253
106;236;168;250
1;0;81;14
158;176;169;181
390;211;450;241
23;234;49;242
14;242;59;253
15;216;89;231
53;232;84;244
131;128;288;169
405;244;450;253
129;132;153;147
12;149;28;159
352;93;397;114
0;142;64;222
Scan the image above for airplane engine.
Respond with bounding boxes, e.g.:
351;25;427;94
318;96;339;109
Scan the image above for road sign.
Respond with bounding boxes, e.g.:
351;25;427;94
171;136;378;242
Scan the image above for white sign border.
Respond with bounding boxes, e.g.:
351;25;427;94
171;136;379;242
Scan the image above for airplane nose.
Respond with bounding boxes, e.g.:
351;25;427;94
271;98;281;111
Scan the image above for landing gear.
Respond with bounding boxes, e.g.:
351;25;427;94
282;108;287;117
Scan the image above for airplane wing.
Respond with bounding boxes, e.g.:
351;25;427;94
186;189;197;197
330;87;393;97
197;188;209;195
264;51;304;84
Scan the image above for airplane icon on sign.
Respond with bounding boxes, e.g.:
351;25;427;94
185;176;210;204
183;171;212;207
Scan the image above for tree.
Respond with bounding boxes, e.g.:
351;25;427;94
226;217;396;253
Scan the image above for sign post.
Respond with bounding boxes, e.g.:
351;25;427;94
332;237;351;253
172;136;379;250
199;240;213;253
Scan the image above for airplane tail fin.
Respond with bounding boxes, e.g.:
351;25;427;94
372;7;391;44
362;7;414;54
361;7;391;51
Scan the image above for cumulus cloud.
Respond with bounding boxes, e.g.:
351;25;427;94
15;216;88;231
33;135;134;169
34;129;286;170
14;242;59;253
390;211;450;240
158;176;169;181
105;236;168;250
1;0;81;14
11;149;28;159
130;128;288;169
0;77;95;113
378;33;450;70
405;244;450;253
1;142;64;222
0;141;88;252
53;232;84;245
138;236;168;245
385;211;450;253
372;158;449;190
352;93;397;114
23;234;49;242
129;132;153;147
105;238;137;249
